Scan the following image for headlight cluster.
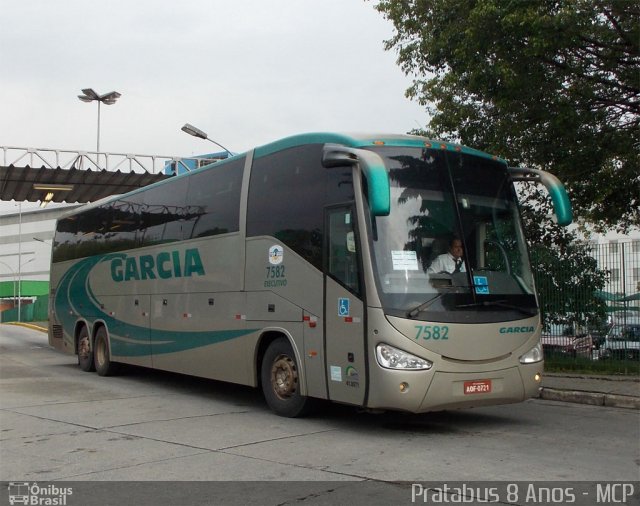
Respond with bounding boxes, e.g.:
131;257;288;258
519;342;543;364
376;343;432;370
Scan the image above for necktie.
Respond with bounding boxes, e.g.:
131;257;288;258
454;259;462;272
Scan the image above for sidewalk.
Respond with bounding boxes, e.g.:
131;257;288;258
5;322;640;410
541;373;640;410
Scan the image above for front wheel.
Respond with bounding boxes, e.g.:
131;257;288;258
261;337;313;417
94;326;119;377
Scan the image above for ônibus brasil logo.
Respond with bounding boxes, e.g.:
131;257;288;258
7;482;73;505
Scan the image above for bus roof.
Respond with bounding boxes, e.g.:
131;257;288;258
253;132;506;163
58;132;506;219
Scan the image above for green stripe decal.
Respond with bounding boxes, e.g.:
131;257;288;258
55;254;257;357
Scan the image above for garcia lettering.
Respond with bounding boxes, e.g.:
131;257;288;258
499;326;535;334
111;248;205;282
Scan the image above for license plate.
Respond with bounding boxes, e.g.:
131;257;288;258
464;379;492;395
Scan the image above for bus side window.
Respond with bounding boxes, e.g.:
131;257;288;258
186;156;244;239
327;208;360;295
52;216;78;262
109;194;143;252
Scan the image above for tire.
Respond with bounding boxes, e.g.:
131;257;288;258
77;325;95;372
261;337;313;417
94;326;119;377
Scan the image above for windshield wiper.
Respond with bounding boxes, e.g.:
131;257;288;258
407;294;444;318
455;300;537;316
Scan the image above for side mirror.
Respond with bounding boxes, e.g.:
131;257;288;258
322;144;390;216
509;167;573;226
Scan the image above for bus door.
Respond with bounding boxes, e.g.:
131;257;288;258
324;206;366;406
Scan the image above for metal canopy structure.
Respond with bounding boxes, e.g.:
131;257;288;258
0;146;226;205
0;165;169;204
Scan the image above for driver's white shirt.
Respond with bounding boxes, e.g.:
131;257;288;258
427;253;465;274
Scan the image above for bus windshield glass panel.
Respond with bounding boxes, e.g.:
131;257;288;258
367;146;536;323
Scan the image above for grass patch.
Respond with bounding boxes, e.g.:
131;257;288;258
544;354;640;376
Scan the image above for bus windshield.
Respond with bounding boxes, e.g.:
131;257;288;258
366;146;537;323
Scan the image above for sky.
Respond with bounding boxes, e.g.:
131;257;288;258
0;1;426;181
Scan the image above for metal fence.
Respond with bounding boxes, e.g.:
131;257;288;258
0;295;48;323
537;240;640;375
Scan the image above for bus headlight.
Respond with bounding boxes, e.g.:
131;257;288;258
376;343;432;370
519;342;543;364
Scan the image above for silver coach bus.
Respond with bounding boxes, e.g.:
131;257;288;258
48;133;572;417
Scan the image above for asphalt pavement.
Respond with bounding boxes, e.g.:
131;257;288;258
9;322;640;411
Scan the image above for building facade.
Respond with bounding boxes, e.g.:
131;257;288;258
0;203;78;310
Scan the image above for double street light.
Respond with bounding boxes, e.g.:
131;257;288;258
78;88;121;153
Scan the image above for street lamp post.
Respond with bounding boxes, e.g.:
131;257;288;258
18;202;22;320
78;88;121;153
17;257;35;323
181;123;233;157
0;260;17;307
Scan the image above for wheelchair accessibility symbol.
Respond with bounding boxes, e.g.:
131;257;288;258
473;276;490;295
338;298;350;317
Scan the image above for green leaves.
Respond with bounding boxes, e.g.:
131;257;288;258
374;0;639;231
521;187;608;330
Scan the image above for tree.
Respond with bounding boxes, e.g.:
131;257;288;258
520;187;608;332
374;0;639;232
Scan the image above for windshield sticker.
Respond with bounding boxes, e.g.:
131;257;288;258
346;231;356;253
474;276;489;294
268;245;283;265
392;250;419;270
330;365;342;382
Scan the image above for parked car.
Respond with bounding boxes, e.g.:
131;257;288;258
541;334;593;359
599;322;640;360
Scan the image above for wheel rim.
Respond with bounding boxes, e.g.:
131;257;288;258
270;354;298;400
78;335;90;361
96;336;107;367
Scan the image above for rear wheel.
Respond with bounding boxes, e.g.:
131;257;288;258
94;326;119;376
261;337;313;417
77;325;95;372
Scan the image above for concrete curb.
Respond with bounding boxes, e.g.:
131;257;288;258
604;393;640;410
4;322;48;333
540;387;640;410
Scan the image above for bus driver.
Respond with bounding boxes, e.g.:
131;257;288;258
428;238;465;274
